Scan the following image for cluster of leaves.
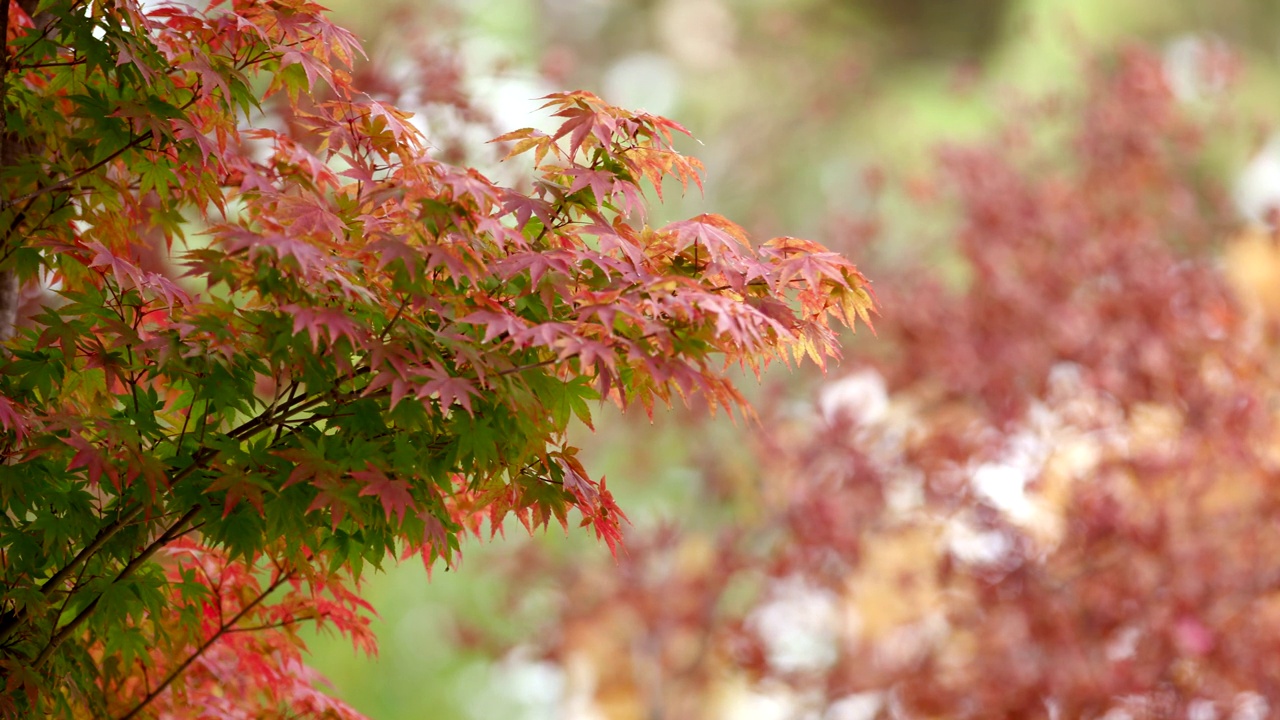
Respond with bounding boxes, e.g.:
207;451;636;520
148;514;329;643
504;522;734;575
0;0;871;716
479;48;1280;719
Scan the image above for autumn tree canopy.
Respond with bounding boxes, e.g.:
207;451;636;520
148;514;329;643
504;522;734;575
0;1;872;716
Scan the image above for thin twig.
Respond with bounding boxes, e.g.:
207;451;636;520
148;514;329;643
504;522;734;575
31;505;203;669
114;571;293;720
0;131;155;210
224;615;312;634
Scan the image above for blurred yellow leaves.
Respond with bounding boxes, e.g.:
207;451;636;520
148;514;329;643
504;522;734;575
1225;225;1280;321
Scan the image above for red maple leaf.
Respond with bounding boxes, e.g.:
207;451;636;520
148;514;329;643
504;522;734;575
353;464;416;526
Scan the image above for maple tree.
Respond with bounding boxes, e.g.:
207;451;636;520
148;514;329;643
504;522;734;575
463;48;1280;719
0;0;872;716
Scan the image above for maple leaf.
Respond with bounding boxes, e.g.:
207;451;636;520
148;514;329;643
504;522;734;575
493;128;558;168
439;167;500;209
0;396;29;441
281;143;341;190
833;281;876;330
279;48;334;92
171;118;222;166
283;304;366;350
675;213;750;254
362;366;415;410
562;167;620;208
763;236;858;290
415;508;454;567
305;478;352;532
587;476;627;559
277;195;346;239
457;309;529;345
413;363;481;416
493;250;574;288
625;146;705;199
364;235;423;275
500;189;556;231
215;226;332;276
275;446;331;490
204;466;267;518
555;336;617;372
84;240;145;291
549;104;604;160
421;240;481;282
517;321;574;350
353;464;416;526
139;269;192;308
62;434;117;489
551;451;592;500
363;99;420;146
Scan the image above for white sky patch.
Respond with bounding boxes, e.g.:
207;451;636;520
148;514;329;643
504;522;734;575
717;685;801;720
542;0;611;39
468;74;559;138
1233;693;1269;720
885;468;924;515
656;0;736;70
819;369;889;427
825;692;884;720
84;1;107;40
1163;34;1230;103
1105;625;1141;663
969;430;1047;526
472;651;567;720
1235;134;1280;226
603;52;681;117
504;660;564;710
468;75;560;189
748;578;841;673
1188;699;1219;720
944;518;1012;565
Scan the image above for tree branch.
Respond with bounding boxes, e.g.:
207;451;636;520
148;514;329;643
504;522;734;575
0;130;155;210
114;571;292;720
31;504;203;669
0;503;145;646
0;357;394;654
0;366;372;648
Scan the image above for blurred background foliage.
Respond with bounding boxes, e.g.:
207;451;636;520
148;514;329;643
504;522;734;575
300;0;1280;717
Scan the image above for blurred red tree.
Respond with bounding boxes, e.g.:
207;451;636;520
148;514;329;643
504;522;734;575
486;48;1280;720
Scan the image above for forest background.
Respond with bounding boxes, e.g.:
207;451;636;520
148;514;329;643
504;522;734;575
290;0;1280;718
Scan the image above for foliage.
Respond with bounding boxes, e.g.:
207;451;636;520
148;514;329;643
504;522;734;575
474;48;1280;719
0;0;871;716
